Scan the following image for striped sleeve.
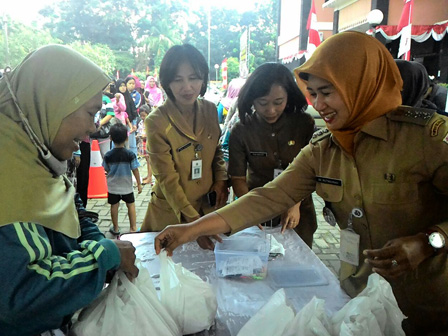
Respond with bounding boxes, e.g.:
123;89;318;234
0;222;120;333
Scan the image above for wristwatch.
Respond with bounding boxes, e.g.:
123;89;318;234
426;230;446;250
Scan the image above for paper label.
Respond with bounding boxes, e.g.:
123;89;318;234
340;229;360;266
219;256;264;277
191;159;202;180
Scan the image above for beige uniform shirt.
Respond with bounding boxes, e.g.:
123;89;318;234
216;107;448;333
142;98;228;231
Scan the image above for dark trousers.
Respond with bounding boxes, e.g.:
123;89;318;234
76;141;91;207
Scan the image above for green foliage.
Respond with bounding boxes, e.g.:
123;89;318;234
438;83;448;88
226;57;240;82
69;41;116;75
9;0;279;77
0;19;60;68
114;51;135;77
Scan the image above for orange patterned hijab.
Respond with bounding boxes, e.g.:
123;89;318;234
294;32;403;155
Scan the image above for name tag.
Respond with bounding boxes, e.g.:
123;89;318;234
340;229;360;266
177;142;192;152
316;176;342;186
273;168;284;179
250;152;267;157
191;159;202;180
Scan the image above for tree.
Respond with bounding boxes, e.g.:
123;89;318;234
69;41;116;76
226;57;240;82
0;18;60;68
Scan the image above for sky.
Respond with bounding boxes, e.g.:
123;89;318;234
3;0;260;24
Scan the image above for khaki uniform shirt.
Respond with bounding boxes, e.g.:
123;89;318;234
216;107;448;333
228;111;317;246
142;98;228;231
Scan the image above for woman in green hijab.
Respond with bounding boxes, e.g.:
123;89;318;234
0;45;139;335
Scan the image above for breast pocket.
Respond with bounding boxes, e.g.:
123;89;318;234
372;183;418;204
316;183;343;203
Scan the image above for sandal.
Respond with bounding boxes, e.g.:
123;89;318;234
109;227;121;235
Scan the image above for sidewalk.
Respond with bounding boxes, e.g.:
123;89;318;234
86;159;341;278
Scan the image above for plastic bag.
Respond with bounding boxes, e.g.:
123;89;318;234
159;250;217;334
332;297;383;336
356;273;406;336
331;273;406;336
283;296;332;336
237;289;295;336
71;262;180;336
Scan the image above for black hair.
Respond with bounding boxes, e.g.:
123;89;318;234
159;44;209;101
116;79;138;121
139;104;151;114
237;63;308;124
109;123;128;144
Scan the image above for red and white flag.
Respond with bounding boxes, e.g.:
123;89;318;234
306;0;321;58
397;0;413;60
221;58;228;89
116;70;120;80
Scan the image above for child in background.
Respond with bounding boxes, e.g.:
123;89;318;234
103;123;142;235
113;80;136;136
137;104;153;185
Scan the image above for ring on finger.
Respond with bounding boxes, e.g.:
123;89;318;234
391;259;398;267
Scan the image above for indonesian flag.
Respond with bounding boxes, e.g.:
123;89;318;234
306;0;321;57
221;58;228;89
397;0;413;60
116;70;120;80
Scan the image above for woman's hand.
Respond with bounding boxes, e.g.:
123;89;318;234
363;233;435;280
280;201;301;233
113;239;139;280
196;235;222;251
154;224;199;256
115;93;121;100
210;180;229;209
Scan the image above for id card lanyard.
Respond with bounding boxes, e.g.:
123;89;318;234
191;143;203;180
273;160;283;179
340;208;363;266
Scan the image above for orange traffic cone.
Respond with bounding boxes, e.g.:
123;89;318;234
87;140;108;198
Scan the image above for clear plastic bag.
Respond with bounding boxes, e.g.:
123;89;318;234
71;262;180;336
283;296;332;336
237;289;295;336
159;251;217;334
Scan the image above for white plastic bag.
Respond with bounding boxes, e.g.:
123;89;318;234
283;296;332;336
71;262;180;336
237;289;295;336
332;297;383;336
331;273;406;336
357;273;406;336
159;250;217;334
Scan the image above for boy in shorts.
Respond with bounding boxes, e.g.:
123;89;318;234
103;123;142;235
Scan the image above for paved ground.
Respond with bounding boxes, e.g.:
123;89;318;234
86;159;341;278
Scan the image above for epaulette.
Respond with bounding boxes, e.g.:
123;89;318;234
387;105;436;126
310;128;330;144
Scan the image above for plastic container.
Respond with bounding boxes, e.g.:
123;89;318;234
268;265;328;288
214;236;270;279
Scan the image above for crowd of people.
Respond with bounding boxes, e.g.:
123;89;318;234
1;31;448;335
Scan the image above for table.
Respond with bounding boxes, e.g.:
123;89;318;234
122;227;350;336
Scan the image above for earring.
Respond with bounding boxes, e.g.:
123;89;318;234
251;105;256;113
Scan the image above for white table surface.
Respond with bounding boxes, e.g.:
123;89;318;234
121;227;350;336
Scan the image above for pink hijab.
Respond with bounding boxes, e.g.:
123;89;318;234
128;74;142;90
145;76;164;107
221;78;245;110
